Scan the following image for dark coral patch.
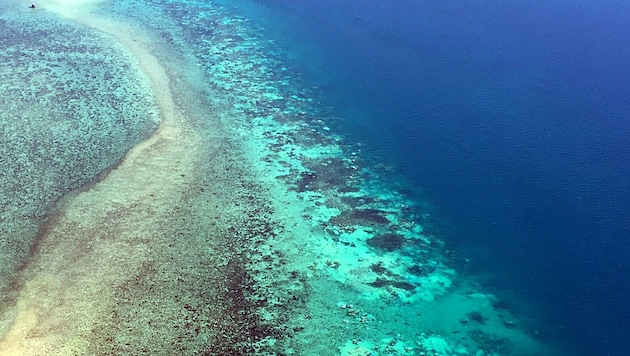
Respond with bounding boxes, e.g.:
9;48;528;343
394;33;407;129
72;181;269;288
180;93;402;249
370;263;388;274
467;311;487;324
492;300;510;311
296;171;317;192
368;278;415;291
392;281;416;291
366;234;405;252
407;264;436;276
352;209;389;224
329;208;390;228
292;158;360;193
468;329;513;354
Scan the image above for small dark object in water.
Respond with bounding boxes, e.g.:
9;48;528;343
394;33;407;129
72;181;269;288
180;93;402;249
29;4;36;8
492;300;510;311
467;311;487;324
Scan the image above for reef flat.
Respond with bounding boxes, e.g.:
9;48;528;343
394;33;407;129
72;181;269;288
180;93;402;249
0;0;158;334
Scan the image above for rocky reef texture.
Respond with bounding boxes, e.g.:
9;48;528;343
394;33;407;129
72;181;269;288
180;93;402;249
0;3;158;310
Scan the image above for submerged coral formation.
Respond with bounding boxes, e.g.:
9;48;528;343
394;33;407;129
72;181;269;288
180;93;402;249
123;1;559;354
0;0;569;354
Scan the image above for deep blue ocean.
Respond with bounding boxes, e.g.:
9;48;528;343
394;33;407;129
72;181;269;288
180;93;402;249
219;1;630;354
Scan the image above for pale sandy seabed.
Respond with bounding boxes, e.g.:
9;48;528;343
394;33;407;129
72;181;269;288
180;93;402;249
0;0;576;355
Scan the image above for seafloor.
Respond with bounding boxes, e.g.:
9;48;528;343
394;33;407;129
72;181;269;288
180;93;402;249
0;0;573;355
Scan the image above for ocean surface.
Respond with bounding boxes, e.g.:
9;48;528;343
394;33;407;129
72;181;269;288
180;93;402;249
1;0;628;354
220;0;630;354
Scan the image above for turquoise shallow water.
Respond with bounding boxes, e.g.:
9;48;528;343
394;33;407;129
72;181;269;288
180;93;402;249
0;0;583;354
108;1;575;354
215;2;630;354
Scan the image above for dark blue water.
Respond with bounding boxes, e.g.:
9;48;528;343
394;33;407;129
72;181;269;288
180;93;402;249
222;1;630;354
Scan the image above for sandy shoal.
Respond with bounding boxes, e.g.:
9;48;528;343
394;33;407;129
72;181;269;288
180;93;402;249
0;2;204;354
